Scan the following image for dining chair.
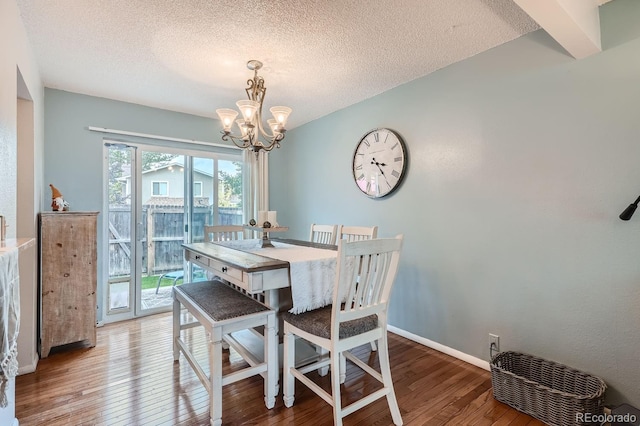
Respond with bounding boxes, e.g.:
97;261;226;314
338;224;380;351
283;235;404;426
309;223;338;245
338;225;378;242
204;225;244;242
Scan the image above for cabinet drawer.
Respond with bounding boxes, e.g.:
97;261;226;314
210;259;243;281
186;250;209;269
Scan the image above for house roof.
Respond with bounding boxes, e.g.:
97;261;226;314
141;158;214;178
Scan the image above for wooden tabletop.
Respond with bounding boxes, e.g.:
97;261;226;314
182;242;289;273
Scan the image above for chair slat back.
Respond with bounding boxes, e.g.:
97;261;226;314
205;225;244;242
309;224;338;245
332;236;403;328
338;225;378;242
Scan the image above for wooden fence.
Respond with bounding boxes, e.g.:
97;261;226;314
108;206;243;276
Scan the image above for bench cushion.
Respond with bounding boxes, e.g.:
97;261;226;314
282;305;377;339
175;280;269;321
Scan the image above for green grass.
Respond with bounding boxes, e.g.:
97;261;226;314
113;272;201;290
141;275;183;290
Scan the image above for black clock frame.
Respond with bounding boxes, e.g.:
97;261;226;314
351;128;408;199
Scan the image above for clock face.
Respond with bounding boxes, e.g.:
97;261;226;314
352;128;407;198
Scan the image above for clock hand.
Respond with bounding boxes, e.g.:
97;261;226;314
371;157;387;167
378;170;391;188
371;159;391;188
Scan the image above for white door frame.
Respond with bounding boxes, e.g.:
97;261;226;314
102;139;244;324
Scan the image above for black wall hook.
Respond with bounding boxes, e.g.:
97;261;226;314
620;195;640;221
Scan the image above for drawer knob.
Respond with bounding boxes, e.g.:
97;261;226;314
222;266;228;273
195;255;201;260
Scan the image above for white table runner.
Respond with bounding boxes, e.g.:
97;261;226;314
214;239;337;314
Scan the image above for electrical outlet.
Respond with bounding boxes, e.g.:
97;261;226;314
489;333;500;354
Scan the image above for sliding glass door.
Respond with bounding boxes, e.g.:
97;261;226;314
104;143;244;322
105;144;134;321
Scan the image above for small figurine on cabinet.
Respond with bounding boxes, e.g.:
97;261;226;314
50;183;70;211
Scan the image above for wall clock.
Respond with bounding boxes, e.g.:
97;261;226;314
352;128;407;198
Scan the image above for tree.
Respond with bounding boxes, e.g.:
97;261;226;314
142;152;175;171
108;148;130;205
219;162;243;208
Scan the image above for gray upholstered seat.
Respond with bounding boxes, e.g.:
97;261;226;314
175;280;268;321
282;306;377;339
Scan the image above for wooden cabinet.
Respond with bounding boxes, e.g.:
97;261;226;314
39;211;98;358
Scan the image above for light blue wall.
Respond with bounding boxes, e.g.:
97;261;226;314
270;0;640;406
44;89;227;320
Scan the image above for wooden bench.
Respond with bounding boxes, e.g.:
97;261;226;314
173;279;277;426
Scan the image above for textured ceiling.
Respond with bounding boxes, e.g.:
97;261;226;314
16;0;545;129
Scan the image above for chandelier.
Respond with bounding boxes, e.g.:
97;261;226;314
216;60;292;154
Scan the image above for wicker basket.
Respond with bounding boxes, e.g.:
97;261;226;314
490;351;606;426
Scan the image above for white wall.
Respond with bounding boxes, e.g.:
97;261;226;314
1;0;45;421
270;0;640;407
16;96;39;375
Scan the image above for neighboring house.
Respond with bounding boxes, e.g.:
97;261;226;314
118;157;239;206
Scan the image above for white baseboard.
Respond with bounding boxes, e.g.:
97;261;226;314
17;353;39;375
387;325;490;372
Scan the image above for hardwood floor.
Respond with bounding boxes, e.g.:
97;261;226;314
16;313;543;425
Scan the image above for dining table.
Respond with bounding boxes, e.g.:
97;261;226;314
183;237;338;311
181;237;339;365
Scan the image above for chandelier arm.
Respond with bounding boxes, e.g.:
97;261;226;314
252;82;278;143
245;78;255;101
246;131;276;152
255;112;278;143
246;74;277;148
221;131;251;150
260;141;278;152
246;76;265;104
263;131;286;151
